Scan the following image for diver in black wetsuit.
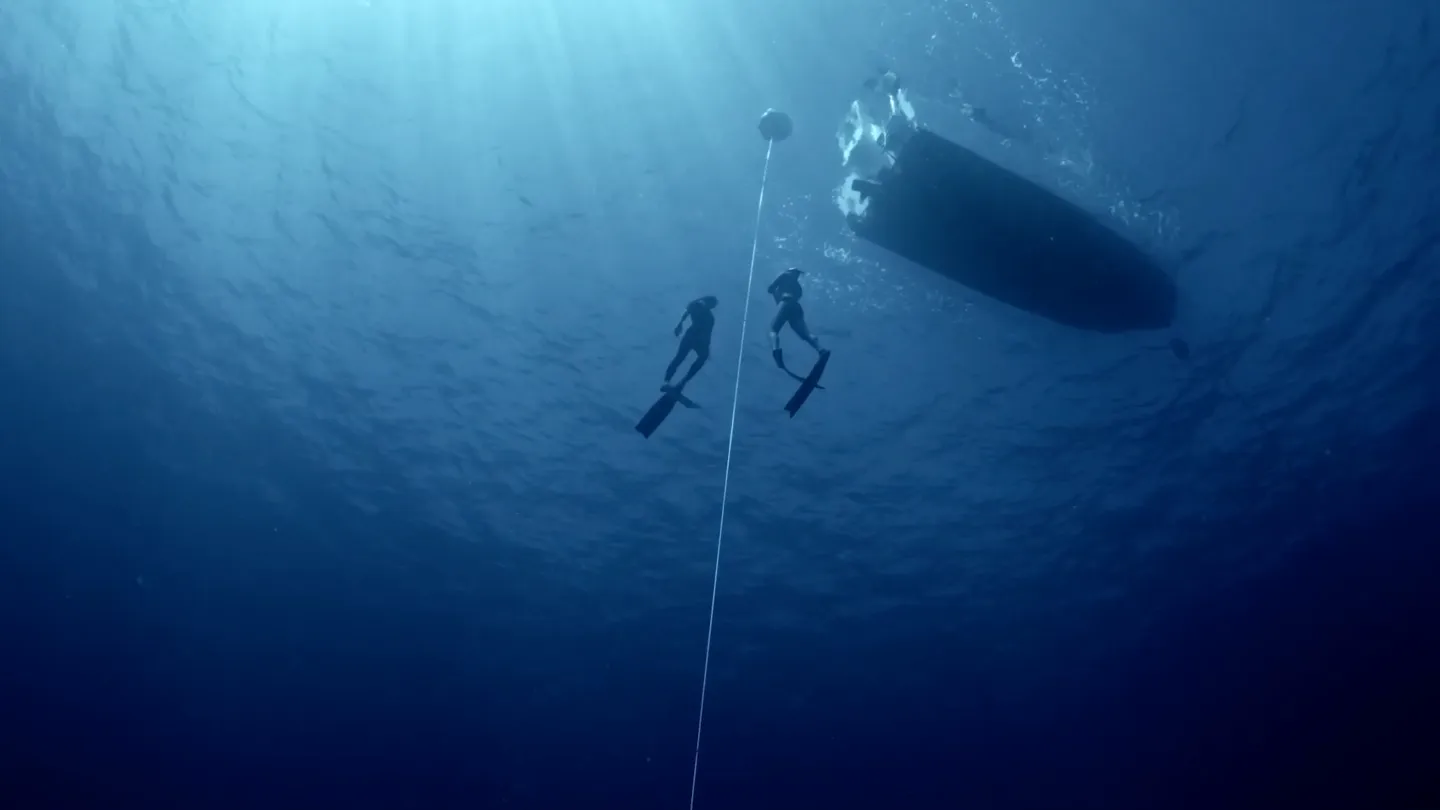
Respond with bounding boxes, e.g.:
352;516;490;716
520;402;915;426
663;296;717;392
767;268;828;371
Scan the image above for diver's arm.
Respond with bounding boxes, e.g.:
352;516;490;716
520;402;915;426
673;308;690;336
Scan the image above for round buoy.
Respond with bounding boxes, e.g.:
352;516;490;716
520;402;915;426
757;108;793;142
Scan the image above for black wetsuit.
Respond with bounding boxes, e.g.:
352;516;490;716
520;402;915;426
665;299;714;389
768;275;815;343
768;273;823;367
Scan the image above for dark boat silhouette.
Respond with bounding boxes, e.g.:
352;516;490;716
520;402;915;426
847;128;1175;333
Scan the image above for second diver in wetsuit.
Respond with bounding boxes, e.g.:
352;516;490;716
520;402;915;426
767;268;829;372
663;296;717;392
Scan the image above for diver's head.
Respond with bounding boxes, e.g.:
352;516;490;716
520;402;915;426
784;267;804;276
700;295;718;309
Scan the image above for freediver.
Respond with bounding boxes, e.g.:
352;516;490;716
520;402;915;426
662;296;717;392
767;268;828;373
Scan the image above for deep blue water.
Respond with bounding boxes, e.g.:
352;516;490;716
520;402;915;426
3;1;1439;808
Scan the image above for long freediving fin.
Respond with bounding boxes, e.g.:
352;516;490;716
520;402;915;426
781;367;825;390
636;391;680;438
784;350;831;418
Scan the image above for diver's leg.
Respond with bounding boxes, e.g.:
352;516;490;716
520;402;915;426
788;306;825;354
677;344;710;387
769;305;789;366
665;342;693;384
769;305;788;349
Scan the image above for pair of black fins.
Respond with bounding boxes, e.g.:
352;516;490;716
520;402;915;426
635;352;831;439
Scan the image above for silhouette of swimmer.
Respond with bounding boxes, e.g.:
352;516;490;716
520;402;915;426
766;268;829;374
663;296;717;392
